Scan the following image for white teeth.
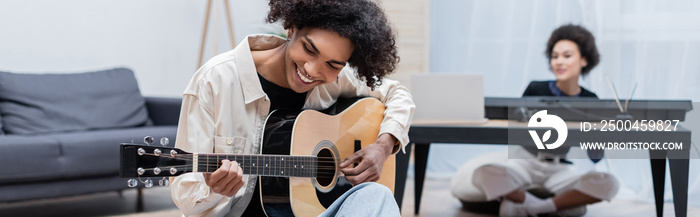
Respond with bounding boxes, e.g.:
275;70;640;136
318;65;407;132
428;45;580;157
297;68;314;83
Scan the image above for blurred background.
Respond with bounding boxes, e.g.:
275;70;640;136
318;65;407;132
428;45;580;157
427;0;700;209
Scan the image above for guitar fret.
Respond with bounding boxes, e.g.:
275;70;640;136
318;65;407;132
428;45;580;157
241;155;245;174
237;155;241;172
299;157;309;177
310;156;314;177
289;156;292;176
291;155;296;177
300;156;304;177
296;156;300;177
288;156;291;177
304;156;308;178
247;156;251;174
270;155;274;176
311;156;314;177
297;156;302;177
309;158;318;177
265;155;269;176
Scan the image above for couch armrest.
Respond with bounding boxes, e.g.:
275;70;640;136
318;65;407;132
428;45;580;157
145;97;182;126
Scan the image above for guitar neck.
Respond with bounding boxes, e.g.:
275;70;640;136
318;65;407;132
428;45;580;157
120;145;327;178
189;153;319;178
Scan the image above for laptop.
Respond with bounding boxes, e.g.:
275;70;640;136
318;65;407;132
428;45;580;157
410;74;486;125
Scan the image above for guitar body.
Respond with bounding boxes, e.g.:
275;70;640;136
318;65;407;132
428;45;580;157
259;97;395;216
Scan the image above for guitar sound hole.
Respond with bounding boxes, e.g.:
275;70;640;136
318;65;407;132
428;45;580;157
316;148;335;187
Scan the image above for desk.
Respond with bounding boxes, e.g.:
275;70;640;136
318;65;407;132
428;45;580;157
394;120;691;217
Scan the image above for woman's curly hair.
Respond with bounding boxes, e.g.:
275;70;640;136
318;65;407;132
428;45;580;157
545;24;600;76
267;0;399;88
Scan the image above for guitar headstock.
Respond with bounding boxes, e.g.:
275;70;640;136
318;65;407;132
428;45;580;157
120;136;190;188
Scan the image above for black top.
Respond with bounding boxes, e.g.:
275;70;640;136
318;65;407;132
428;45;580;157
258;73;308;112
523;81;597;98
241;74;308;216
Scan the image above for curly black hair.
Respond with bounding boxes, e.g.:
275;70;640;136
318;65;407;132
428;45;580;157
545;24;600;76
266;0;399;88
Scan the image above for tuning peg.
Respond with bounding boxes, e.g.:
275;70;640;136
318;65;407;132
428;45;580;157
159;178;170;187
144;178;153;188
144;136;155;145
160;137;169;147
127;179;138;188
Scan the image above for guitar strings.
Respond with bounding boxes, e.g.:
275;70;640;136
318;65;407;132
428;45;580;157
139;152;346;162
135;152;366;178
138;165;341;173
137;154;346;170
139;152;343;160
137;164;342;171
138;151;345;159
137;165;339;177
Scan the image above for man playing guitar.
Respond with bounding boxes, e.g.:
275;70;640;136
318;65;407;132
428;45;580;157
170;0;414;216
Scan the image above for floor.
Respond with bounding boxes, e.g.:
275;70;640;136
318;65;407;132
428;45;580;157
1;177;698;217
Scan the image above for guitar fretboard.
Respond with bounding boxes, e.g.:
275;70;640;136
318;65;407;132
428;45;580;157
194;154;320;178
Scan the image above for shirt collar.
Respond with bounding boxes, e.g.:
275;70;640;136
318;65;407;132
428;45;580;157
234;34;288;104
548;80;581;97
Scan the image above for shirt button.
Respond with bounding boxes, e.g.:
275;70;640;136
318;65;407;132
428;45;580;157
226;138;233;145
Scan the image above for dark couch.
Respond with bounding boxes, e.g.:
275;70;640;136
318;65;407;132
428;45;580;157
0;68;181;203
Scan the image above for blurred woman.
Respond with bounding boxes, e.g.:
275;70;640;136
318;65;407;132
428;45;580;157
450;24;618;217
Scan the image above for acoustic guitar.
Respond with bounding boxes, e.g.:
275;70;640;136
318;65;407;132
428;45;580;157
120;97;395;216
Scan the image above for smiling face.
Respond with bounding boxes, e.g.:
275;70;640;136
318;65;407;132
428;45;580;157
284;27;354;93
550;40;588;82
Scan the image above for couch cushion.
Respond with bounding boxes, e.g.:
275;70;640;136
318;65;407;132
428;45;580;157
0;126;177;184
0;68;149;135
0;136;62;184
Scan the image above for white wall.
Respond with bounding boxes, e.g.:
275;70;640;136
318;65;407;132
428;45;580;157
0;0;272;97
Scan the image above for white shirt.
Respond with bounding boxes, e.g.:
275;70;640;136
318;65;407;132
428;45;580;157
170;34;415;217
